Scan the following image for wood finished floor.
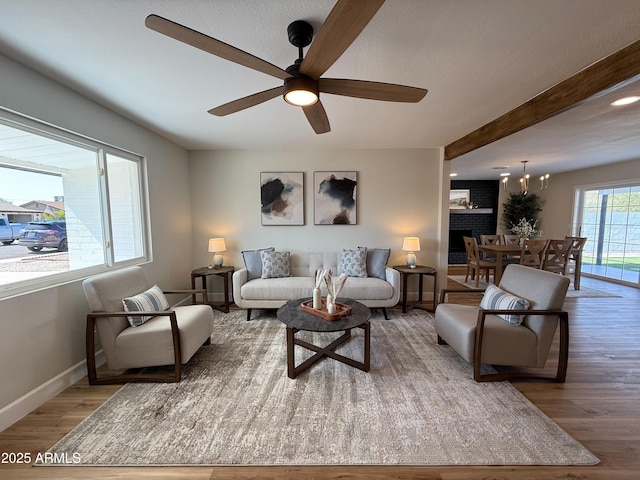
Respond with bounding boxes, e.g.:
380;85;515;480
1;267;638;479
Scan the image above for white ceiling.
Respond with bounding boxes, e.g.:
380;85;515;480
1;0;640;179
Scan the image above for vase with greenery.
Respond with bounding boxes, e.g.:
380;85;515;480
502;192;544;232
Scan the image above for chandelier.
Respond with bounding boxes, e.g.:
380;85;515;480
516;160;549;195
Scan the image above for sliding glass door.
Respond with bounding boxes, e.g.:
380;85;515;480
577;182;640;286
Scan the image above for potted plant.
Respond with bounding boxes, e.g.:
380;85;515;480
502;192;544;232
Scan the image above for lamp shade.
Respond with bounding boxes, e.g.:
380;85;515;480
208;238;226;252
402;237;420;252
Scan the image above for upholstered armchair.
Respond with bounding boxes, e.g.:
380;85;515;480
435;264;570;382
82;266;214;385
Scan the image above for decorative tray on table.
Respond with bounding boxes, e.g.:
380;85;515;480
300;299;352;321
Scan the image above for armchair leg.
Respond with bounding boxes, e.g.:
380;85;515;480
382;307;389;320
472;311;570;383
246;309;252;321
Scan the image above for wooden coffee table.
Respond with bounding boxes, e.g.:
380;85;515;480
277;298;371;379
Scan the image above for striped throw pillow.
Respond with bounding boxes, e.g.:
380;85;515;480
480;283;530;325
122;284;170;327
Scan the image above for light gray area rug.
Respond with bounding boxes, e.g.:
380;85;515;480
43;309;598;466
448;275;619;298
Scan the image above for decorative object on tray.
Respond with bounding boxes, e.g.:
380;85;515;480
309;269;348;316
323;269;347;313
300;299;352;320
313;269;324;309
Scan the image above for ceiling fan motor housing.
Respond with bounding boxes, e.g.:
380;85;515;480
287;20;313;48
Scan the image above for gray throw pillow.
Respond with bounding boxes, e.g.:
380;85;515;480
361;247;390;280
338;248;368;278
260;250;290;278
242;247;274;280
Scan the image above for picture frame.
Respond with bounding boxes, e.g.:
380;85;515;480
449;189;470;209
313;171;357;225
260;172;304;225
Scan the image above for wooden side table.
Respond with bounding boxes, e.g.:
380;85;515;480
393;265;438;313
191;265;234;313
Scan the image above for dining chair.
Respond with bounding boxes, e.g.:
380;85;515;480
543;238;575;275
502;234;520;245
565;236;587;266
480;234;502;261
519;239;548;269
564;236;588;288
463;236;497;287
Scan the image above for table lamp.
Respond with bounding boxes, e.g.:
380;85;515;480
402;237;420;268
208;238;226;268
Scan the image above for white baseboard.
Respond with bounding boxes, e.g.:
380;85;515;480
0;351;105;432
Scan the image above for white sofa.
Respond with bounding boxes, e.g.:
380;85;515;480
232;250;400;320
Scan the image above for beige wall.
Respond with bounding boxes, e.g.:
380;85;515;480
189;148;447;284
497;157;640;237
536;157;640;238
0;55;193;422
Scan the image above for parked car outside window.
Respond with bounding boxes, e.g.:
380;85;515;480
19;221;67;252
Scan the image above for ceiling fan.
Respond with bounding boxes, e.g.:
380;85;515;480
145;0;427;134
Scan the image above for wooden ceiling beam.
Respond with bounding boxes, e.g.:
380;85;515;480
444;39;640;161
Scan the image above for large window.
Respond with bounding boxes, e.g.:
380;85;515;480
575;181;640;287
0;110;150;299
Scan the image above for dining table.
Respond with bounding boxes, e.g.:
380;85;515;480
478;242;583;289
477;244;522;284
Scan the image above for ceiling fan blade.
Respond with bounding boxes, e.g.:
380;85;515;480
208;87;283;116
299;0;385;79
303;101;331;134
145;14;291;81
319;78;427;102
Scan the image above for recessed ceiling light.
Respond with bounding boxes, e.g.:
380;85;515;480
449;173;458;177
499;172;511;177
611;96;640;106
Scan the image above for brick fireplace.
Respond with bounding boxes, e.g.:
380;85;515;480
449;180;499;264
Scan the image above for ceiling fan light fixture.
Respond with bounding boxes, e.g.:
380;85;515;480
283;76;318;107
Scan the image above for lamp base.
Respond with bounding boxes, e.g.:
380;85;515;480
213;253;224;268
406;252;417;268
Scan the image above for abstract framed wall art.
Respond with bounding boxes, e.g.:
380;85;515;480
313;171;357;225
260;172;304;225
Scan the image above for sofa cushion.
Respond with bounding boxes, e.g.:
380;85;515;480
338;248;368;278
122;284;170;327
261;250;290;278
240;276;394;301
242;247;274;280
340;277;394;300
362;247;390;280
479;283;531;325
241;277;316;300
